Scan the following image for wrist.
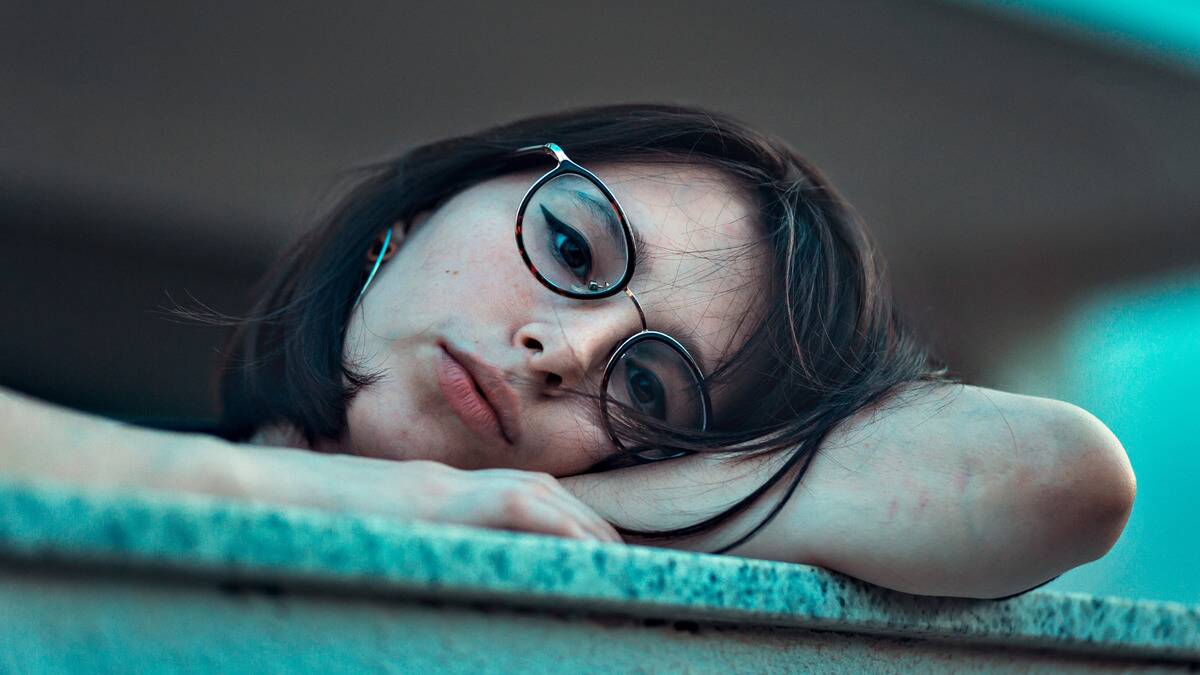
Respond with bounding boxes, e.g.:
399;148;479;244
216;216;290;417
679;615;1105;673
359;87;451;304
110;426;261;503
214;440;320;507
218;442;399;515
187;435;263;502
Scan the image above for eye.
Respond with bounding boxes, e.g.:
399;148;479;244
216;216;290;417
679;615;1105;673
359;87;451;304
632;447;691;463
540;205;593;280
624;362;667;420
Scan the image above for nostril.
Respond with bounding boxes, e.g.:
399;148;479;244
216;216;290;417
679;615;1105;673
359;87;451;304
523;337;543;352
545;373;562;387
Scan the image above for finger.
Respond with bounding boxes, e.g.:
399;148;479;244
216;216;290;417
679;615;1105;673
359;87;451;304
530;483;623;544
484;471;623;543
486;493;601;542
507;473;622;543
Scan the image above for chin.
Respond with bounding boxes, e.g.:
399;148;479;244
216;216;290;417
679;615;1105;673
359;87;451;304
347;419;481;468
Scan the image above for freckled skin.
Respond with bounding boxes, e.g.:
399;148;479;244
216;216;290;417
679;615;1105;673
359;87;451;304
338;163;769;476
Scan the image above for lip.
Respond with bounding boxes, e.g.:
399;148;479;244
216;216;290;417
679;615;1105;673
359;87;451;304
436;342;522;445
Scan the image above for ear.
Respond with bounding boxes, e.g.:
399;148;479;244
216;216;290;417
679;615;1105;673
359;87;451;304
364;223;404;266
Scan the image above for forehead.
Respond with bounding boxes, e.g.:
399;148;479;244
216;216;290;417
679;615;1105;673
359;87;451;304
590;161;758;253
590;162;769;371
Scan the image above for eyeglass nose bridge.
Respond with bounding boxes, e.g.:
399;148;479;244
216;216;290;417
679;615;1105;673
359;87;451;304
622;287;648;332
554;286;647;365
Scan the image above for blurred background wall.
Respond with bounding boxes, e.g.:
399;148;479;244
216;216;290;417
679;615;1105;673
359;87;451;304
2;0;1197;603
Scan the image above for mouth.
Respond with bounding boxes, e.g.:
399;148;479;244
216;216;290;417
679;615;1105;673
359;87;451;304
435;342;521;446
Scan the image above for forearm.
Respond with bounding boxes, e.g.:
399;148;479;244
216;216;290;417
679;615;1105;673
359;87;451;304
0;387;626;544
563;382;1135;598
0;386;250;498
793;383;1094;596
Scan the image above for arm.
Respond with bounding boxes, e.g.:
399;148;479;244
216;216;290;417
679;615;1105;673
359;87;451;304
0;385;252;497
0;386;622;543
561;382;1136;599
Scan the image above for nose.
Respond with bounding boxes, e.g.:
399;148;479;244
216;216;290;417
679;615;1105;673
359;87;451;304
514;295;642;393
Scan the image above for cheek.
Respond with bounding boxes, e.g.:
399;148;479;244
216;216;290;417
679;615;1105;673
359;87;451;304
528;403;614;471
413;221;527;290
370;250;511;332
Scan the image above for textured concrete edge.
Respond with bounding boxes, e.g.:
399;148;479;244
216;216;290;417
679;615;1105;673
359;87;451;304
6;573;1191;675
14;573;1193;675
0;478;1196;662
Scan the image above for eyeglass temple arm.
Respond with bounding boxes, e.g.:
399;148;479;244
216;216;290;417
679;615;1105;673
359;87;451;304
514;143;569;163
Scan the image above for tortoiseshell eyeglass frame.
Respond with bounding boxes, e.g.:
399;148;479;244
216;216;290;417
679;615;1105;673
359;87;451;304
512;142;712;463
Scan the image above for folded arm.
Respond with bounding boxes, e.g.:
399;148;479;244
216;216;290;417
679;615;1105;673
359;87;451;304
561;382;1136;599
0;386;250;495
0;386;625;543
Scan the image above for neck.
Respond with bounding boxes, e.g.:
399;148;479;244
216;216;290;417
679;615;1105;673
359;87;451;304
248;423;311;450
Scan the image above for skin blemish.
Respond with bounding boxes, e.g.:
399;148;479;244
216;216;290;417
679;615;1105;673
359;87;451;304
916;491;930;515
886;497;899;522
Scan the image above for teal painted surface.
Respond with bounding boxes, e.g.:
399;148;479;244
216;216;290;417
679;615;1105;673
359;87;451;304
952;0;1200;70
0;479;1197;662
1000;273;1200;606
3;568;1188;674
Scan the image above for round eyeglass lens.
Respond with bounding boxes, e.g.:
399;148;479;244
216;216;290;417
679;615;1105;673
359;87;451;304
606;336;706;432
521;173;629;296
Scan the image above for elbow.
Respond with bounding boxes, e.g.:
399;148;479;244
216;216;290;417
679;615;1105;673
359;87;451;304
1044;404;1136;565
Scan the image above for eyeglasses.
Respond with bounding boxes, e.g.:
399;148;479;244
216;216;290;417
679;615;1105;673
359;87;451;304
514;143;712;461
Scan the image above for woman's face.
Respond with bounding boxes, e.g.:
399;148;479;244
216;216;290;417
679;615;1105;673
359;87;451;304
339;161;768;476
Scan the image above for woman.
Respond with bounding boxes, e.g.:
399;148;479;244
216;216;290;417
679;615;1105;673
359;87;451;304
0;104;1135;599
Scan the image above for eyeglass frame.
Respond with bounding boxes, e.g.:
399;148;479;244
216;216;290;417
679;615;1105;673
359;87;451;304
512;142;713;457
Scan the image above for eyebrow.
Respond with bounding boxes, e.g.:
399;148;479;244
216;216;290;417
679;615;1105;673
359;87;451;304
572;188;649;255
572;189;713;376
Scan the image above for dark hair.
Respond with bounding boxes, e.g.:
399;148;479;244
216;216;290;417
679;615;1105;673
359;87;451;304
212;104;951;553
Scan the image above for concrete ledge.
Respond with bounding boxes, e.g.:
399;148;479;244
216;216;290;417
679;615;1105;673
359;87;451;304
0;479;1196;670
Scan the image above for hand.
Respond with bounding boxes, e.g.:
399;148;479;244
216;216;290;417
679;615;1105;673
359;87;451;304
244;449;623;544
413;461;625;543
